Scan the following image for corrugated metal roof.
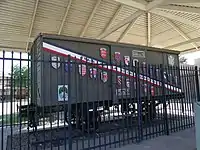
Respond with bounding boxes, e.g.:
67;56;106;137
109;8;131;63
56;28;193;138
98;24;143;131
0;0;200;52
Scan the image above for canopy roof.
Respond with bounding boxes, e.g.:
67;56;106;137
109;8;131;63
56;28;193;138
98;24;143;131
0;0;200;53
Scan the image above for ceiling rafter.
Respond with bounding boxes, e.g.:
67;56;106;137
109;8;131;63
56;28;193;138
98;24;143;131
80;0;101;37
146;0;168;11
168;0;200;3
147;12;151;46
114;0;168;11
165;37;200;49
25;0;39;52
158;5;200;14
98;10;144;39
113;0;146;10
97;5;123;39
2;36;34;43
0;45;27;53
180;47;200;54
58;0;72;35
164;18;199;50
150;9;199;28
116;16;139;42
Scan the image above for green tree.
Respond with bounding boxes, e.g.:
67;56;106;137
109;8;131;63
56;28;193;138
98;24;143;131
179;57;187;65
9;65;29;87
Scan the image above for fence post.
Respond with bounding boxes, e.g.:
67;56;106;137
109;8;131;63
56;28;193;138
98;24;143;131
195;66;200;102
160;64;169;135
68;56;72;150
136;61;143;142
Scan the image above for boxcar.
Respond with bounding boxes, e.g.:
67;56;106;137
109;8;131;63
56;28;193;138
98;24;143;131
27;33;184;129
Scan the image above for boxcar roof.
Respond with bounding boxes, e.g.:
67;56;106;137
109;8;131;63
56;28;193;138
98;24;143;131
36;33;180;55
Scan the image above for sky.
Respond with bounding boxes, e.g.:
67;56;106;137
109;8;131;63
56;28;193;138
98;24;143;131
180;51;200;65
0;50;199;76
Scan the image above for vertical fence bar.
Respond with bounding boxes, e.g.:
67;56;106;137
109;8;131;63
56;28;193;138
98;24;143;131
120;61;125;146
27;53;30;150
188;66;194;127
63;54;67;150
1;51;5;150
75;58;79;150
184;66;191;128
68;56;72;150
195;66;200;102
129;59;134;144
19;52;22;149
182;65;188;130
136;61;143;142
160;64;169;135
10;52;14;150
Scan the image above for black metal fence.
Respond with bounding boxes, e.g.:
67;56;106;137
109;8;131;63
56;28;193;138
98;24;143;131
0;51;199;150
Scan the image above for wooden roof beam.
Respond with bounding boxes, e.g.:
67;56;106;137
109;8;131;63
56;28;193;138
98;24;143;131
58;0;72;35
80;0;101;37
97;5;123;39
150;9;199;28
165;37;200;49
164;18;199;50
147;12;151;46
98;10;144;39
116;15;140;42
158;5;200;15
25;0;39;52
113;0;146;10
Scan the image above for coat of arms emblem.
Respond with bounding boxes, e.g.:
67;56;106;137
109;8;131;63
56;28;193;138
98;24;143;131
168;55;175;66
89;68;97;79
117;76;122;86
65;60;73;72
100;48;107;59
124;56;130;66
114;52;121;63
51;56;61;69
125;78;130;88
78;64;86;76
100;71;108;82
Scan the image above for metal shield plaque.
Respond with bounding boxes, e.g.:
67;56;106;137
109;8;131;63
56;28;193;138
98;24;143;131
100;48;107;59
51;56;61;69
124;56;130;66
89;68;97;79
168;55;175;66
100;71;108;83
78;64;86;76
132;50;145;58
114;52;121;63
65;60;72;72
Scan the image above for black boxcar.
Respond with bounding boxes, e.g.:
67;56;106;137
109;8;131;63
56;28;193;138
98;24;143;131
31;33;182;105
28;33;184;129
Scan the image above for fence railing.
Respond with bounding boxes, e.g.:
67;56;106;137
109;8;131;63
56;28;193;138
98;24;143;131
0;52;199;150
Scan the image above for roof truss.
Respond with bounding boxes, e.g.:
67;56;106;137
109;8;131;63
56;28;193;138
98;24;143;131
25;0;39;52
158;5;200;14
116;17;138;42
165;37;200;49
58;0;72;35
113;0;200;29
98;10;144;39
97;5;123;39
80;0;102;37
150;9;199;28
164;18;199;50
147;12;151;46
113;0;146;10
